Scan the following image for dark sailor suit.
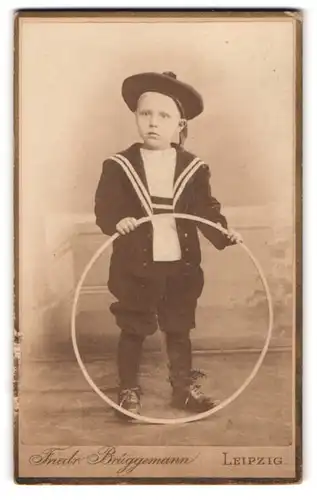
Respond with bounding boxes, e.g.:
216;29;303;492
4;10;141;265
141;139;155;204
94;141;234;340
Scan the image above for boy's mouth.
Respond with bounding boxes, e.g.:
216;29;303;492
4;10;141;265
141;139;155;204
147;132;160;138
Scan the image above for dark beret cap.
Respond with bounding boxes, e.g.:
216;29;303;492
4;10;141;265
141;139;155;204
122;71;204;120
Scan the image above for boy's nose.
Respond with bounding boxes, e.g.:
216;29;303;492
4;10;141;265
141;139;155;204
149;115;158;127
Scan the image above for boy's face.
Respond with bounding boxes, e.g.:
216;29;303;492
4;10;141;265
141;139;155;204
135;92;185;150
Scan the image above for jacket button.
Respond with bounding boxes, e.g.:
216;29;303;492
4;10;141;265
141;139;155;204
185;248;189;252
184;233;188;238
143;262;147;267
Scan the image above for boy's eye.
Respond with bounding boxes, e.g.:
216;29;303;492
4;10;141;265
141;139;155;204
139;110;170;118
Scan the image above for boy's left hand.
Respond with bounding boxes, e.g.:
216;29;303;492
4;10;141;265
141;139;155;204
226;228;243;244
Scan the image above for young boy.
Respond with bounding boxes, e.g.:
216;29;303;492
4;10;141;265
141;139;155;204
95;71;241;418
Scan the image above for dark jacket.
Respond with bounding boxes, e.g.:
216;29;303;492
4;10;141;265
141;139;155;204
95;142;233;274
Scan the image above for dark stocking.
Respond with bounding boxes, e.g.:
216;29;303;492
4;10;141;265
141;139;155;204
117;332;144;389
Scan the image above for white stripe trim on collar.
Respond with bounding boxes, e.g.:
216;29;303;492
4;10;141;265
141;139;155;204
152;203;174;210
173;157;202;195
110;155;152;216
173;160;205;208
114;153;153;212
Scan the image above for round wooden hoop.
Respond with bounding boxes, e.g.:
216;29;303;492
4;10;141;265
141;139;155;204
71;214;273;425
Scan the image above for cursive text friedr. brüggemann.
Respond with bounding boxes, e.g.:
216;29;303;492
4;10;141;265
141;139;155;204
29;447;199;475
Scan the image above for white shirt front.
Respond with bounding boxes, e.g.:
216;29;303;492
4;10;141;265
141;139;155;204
141;147;182;262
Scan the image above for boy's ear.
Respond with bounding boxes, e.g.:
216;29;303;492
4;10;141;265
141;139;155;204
179;118;187;130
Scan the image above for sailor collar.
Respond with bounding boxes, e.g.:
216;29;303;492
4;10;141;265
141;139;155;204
109;143;205;217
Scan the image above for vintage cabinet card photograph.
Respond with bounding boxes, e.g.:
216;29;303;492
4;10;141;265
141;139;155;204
14;10;302;484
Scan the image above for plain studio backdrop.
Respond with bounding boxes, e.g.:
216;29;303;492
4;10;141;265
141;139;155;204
18;17;295;358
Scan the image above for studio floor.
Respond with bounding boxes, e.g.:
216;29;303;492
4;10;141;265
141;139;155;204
19;350;293;447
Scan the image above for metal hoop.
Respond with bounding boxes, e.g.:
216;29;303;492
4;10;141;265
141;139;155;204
71;214;273;425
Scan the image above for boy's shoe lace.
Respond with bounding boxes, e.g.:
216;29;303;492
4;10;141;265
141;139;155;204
190;368;207;383
171;369;219;413
116;387;141;420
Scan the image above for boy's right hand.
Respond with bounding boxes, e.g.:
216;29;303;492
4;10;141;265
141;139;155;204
116;217;138;235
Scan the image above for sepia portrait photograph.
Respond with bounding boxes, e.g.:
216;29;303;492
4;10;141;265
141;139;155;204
14;9;302;484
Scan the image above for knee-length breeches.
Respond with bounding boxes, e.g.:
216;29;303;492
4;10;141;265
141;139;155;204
108;261;204;337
